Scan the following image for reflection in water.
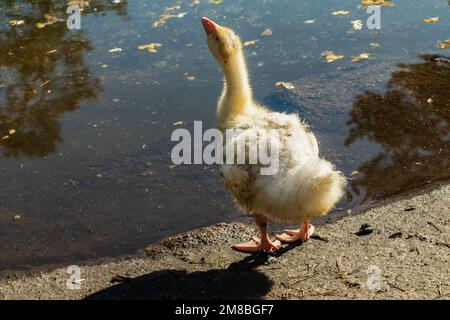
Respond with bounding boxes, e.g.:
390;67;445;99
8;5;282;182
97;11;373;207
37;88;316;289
346;55;450;202
0;1;127;157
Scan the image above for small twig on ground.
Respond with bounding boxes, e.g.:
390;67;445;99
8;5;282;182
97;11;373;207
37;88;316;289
311;234;329;242
433;292;450;300
427;221;442;233
258;266;282;271
435;241;450;249
335;257;360;288
287;272;319;288
387;281;406;292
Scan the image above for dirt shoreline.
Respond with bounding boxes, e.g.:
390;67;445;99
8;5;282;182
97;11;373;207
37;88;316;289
0;183;449;300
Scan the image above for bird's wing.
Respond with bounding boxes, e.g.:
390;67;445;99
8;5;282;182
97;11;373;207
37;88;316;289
220;164;254;213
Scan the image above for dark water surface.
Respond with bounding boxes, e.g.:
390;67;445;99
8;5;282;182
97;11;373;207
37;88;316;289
0;0;449;271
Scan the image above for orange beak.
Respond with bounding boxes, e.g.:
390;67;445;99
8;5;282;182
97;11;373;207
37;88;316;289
201;17;218;35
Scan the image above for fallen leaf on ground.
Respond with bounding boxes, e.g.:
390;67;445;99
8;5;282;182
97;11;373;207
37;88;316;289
8;129;16;135
423;17;439;23
138;43;162;53
439;40;450;49
243;40;259;46
13;215;21;221
275;82;295;90
321;51;344;63
108;47;122;53
173;121;184;125
351;170;359;176
332;10;350;16
370;42;380;48
303;19;316;24
351;53;371;62
261;28;273;36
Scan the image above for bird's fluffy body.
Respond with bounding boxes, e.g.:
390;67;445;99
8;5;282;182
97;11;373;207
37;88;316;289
221;107;346;224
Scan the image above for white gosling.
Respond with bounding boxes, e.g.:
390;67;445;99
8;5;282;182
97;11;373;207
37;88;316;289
201;17;347;252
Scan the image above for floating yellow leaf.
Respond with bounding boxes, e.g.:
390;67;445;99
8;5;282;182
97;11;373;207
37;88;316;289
243;39;259;46
68;0;90;11
186;74;196;80
164;5;181;11
211;0;222;4
9;20;25;26
321;51;344;63
439;40;450;49
36;14;64;29
351;20;363;30
153;12;187;28
303;19;316;24
351;53;371;62
138;43;162;53
275;82;295;90
423;17;439;23
108;47;122;53
173;121;184;125
370;42;380;48
261;28;273;36
332;11;350;16
351;170;359;176
361;0;394;7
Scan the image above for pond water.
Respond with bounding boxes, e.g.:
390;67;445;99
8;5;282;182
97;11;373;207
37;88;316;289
0;0;449;271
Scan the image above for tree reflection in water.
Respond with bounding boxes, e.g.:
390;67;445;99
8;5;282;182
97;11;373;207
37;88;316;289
0;1;127;157
346;54;450;202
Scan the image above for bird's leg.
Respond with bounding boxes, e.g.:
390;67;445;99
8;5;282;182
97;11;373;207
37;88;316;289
232;214;280;252
276;220;315;243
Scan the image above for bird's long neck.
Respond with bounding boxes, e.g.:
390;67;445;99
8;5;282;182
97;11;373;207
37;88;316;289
217;49;253;128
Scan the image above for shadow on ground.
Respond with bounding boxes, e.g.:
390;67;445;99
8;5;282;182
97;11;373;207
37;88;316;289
86;268;270;300
85;237;308;299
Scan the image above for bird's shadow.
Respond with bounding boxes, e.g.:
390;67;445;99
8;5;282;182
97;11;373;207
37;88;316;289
85;243;302;300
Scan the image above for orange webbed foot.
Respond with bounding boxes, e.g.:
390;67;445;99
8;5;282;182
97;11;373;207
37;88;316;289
232;236;280;253
276;223;315;243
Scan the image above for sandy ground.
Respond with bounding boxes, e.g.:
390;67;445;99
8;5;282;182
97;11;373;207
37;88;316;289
0;183;449;300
